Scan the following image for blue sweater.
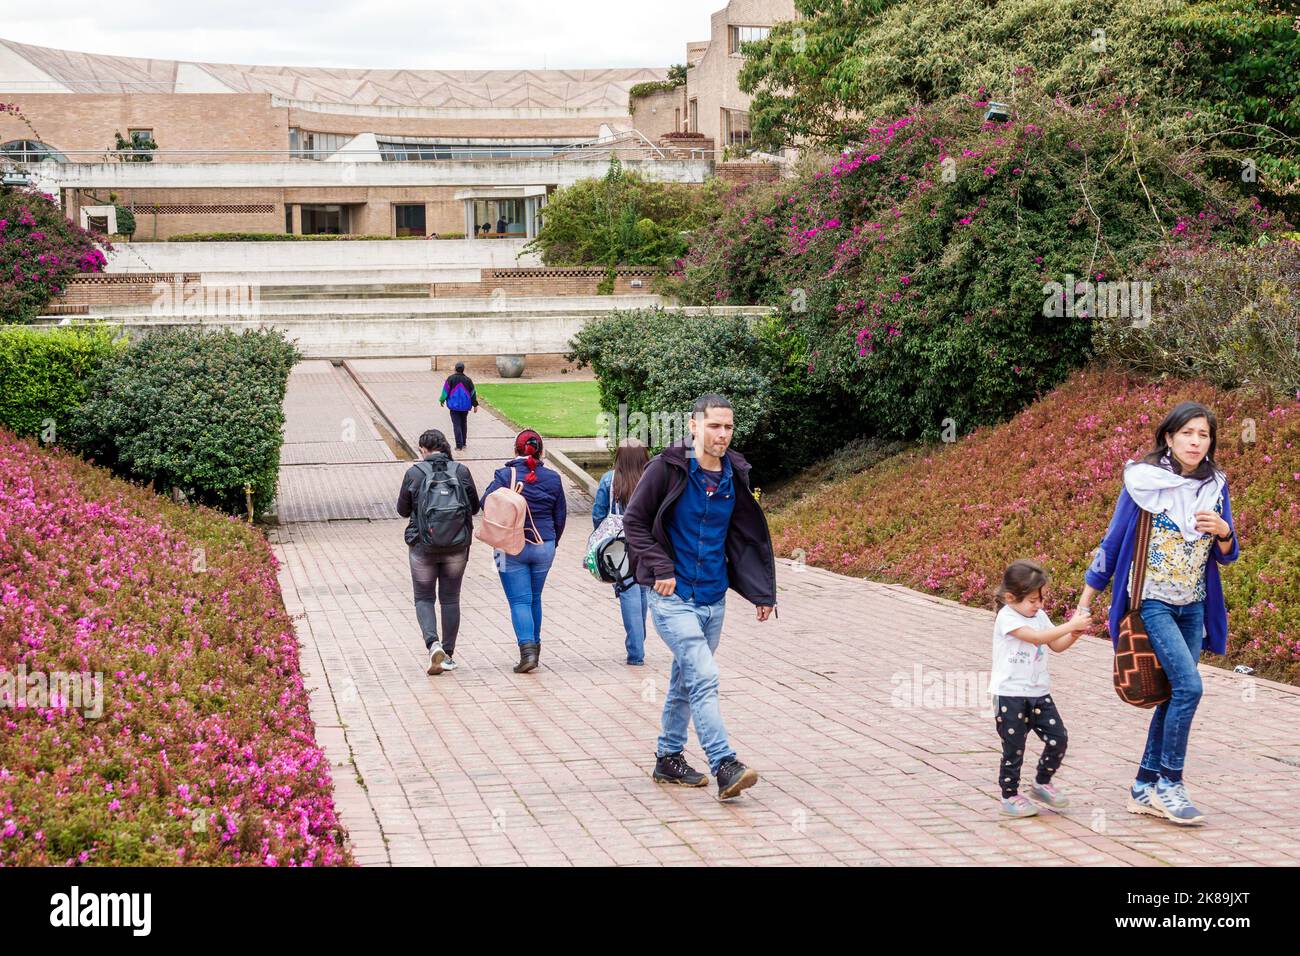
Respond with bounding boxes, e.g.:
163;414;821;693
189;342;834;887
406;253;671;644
1085;484;1239;655
482;458;567;543
666;456;735;606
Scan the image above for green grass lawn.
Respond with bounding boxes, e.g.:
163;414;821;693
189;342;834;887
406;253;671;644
476;380;603;438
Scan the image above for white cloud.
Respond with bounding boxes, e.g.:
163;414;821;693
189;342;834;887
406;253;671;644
2;0;717;69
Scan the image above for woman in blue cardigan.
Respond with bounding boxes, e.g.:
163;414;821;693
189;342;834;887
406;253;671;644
1077;401;1239;827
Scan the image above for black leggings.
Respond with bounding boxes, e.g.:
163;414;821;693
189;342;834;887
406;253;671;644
409;546;468;656
994;693;1069;798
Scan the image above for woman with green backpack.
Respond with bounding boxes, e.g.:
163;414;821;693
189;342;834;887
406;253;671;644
591;439;652;665
396;429;480;675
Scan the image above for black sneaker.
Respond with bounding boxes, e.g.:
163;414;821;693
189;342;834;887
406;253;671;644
716;757;759;800
652;752;708;788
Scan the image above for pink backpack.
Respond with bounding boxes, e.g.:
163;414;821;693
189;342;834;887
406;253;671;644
475;466;542;555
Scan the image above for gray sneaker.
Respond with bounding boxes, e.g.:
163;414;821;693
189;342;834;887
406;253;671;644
1152;780;1206;825
1126;781;1163;818
1029;782;1069;809
427;643;446;675
441;657;458;672
999;794;1039;818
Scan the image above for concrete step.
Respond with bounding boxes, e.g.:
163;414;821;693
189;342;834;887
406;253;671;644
259;284;431;300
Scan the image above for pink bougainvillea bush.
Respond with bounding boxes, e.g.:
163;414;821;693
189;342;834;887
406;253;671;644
769;369;1300;683
0;184;109;324
0;429;352;865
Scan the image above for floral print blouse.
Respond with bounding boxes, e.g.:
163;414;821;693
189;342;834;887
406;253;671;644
1139;498;1222;606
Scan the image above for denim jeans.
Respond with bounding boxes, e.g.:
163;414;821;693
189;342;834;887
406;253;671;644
409;545;469;656
1138;598;1206;777
648;590;734;773
617;584;650;663
496;539;556;645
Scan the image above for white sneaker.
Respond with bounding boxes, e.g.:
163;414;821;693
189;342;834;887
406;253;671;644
442;657;458;672
427;643;446;675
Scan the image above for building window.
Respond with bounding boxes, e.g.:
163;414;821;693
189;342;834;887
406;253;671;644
290;129;352;160
300;204;349;235
689;98;699;133
0;139;69;163
394;204;427;237
722;109;751;149
128;129;154;147
728;25;771;54
471;199;526;237
377;136;569;161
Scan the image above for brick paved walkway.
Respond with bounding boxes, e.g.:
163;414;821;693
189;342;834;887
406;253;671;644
272;363;1300;866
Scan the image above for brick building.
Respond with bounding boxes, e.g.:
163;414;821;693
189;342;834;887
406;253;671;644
0;37;709;240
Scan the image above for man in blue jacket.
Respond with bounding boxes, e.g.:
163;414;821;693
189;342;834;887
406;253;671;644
622;394;777;800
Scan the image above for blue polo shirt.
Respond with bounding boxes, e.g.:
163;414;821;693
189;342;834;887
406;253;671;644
666;456;735;605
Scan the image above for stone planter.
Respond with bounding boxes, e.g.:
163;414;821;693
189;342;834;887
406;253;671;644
495;354;526;378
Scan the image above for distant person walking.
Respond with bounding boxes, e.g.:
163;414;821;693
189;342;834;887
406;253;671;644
495;215;507;236
622;394;777;800
592;438;652;665
1078;401;1239;826
439;362;478;451
482;429;567;673
396;429;480;674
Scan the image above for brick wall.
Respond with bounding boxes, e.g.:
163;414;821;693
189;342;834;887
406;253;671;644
57;273;201;306
715;161;781;184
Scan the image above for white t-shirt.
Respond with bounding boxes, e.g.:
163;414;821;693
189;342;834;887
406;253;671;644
988;605;1053;697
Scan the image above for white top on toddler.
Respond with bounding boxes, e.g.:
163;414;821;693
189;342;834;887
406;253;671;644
988;604;1053;697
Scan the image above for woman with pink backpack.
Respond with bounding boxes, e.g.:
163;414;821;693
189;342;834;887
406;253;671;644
479;430;567;673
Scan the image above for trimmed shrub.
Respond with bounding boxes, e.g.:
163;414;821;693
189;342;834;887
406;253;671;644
0;429;351;865
0;186;109;324
0;325;123;441
768;368;1300;683
70;328;300;516
567;307;853;483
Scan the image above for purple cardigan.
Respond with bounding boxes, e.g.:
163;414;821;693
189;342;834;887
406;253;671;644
1085;484;1239;655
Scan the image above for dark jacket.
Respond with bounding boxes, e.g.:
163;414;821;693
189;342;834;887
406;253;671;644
396;453;481;547
483;457;567;544
622;440;777;607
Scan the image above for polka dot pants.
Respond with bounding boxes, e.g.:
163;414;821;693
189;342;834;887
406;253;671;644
994;694;1069;798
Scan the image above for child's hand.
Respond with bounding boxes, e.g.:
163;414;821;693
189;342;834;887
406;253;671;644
1067;609;1093;633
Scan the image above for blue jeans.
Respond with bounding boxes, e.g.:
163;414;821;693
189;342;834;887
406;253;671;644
648;590;734;773
496;539;556;645
1138;598;1206;777
617;584;650;663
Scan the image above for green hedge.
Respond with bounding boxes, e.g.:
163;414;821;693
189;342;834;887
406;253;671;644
567;308;852;483
0;325;123;442
70;328;300;515
166;232;462;242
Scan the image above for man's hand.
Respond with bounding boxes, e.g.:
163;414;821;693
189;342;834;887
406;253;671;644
473;406;479;413
756;606;774;622
654;577;676;597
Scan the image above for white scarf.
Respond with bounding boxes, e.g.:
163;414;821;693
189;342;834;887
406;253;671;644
1123;459;1225;543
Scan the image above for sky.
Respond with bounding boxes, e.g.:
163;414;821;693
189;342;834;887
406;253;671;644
0;0;718;70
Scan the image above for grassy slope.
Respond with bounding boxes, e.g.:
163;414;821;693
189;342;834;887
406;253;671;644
767;369;1300;683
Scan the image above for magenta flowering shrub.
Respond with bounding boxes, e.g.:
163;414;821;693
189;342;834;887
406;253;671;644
670;92;1283;442
0;431;352;865
769;369;1300;683
0;186;109;324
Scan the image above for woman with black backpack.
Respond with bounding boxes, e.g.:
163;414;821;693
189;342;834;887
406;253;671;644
592;438;652;665
396;429;480;675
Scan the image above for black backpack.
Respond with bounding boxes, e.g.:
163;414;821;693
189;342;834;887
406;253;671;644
413;458;470;551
